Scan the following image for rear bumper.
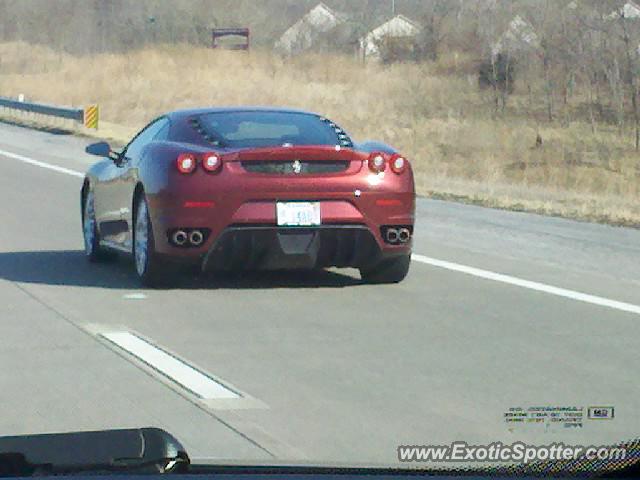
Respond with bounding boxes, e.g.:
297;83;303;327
151;193;413;253
200;225;404;271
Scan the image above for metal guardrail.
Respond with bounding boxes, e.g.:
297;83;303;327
0;96;98;128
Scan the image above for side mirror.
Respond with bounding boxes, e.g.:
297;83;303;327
85;141;112;157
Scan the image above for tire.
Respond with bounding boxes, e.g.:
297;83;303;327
82;190;115;262
133;194;167;287
360;254;411;284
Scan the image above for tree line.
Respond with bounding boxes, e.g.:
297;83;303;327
1;0;639;147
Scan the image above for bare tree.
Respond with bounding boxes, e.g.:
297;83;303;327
415;0;457;61
617;11;640;150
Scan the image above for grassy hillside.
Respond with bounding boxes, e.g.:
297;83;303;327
0;41;638;225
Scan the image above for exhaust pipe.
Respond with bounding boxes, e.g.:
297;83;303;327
172;230;188;246
189;229;204;246
386;228;399;244
398;228;411;243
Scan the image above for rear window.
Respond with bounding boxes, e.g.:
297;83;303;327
194;111;352;148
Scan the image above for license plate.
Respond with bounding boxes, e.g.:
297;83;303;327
276;202;321;226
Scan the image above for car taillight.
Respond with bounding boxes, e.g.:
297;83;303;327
202;153;222;173
368;152;387;173
176;154;197;174
390;154;408;174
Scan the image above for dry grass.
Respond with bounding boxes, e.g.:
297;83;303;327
1;41;638;226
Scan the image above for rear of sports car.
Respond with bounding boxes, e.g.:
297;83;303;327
149;143;415;283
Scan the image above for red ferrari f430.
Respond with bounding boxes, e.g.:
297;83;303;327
81;108;415;285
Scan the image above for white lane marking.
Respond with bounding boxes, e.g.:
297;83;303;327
0;147;84;178
101;331;240;399
123;293;147;300
412;254;640;316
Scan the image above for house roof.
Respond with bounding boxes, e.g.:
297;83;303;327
274;2;350;53
390;14;421;31
295;2;348;26
491;14;540;56
315;2;349;22
359;14;421;41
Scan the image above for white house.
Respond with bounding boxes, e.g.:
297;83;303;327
606;1;640;19
359;15;421;60
275;3;347;55
604;1;640;20
491;15;540;58
622;1;640;18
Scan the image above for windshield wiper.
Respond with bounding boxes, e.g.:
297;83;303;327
0;428;189;477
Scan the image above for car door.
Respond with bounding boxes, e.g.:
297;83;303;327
120;118;171;249
95;117;170;249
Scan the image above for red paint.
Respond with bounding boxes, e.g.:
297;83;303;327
375;199;403;207
183;201;215;208
149;145;415;256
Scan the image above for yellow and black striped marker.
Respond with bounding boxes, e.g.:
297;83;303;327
84;104;99;129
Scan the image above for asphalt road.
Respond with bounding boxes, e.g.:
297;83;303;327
1;121;640;465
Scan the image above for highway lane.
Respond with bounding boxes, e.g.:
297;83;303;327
1;121;640;464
